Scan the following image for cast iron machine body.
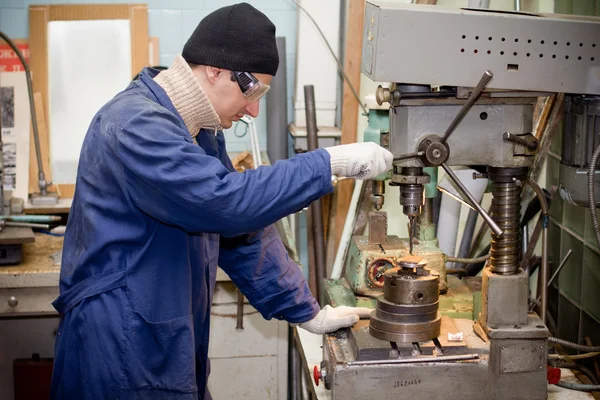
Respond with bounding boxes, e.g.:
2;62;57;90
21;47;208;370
317;2;600;399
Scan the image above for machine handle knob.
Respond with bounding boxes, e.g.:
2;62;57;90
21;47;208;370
8;296;18;308
441;162;503;237
375;85;391;105
440;70;493;144
313;365;321;386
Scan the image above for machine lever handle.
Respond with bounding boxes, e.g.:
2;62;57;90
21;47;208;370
440;163;503;237
440;70;493;144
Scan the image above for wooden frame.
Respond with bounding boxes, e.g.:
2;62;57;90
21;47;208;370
28;4;148;198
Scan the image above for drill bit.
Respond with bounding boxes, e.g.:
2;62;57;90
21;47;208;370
408;216;415;255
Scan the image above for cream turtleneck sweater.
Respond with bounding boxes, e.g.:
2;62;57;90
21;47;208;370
153;55;222;137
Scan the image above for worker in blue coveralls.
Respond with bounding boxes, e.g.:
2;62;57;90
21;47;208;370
50;3;393;399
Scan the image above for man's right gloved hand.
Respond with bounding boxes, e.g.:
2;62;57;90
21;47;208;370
325;142;393;180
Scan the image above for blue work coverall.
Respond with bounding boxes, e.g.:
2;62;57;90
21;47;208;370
50;67;333;399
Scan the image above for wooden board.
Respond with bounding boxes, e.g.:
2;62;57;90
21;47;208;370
28;4;149;198
335;0;366;253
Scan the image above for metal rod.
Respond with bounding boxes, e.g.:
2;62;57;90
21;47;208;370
236;290;244;330
0;215;62;222
393;151;424;162
0;31;47;195
5;221;50;229
304;85;326;306
503;132;538;150
547;249;572;288
535;249;572;304
441;163;503;236
526;179;549;324
348;354;480;366
441;70;493;144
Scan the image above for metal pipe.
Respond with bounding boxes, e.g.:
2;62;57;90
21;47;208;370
446;253;490;264
304;85;326;305
589;143;600;249
266;37;288;164
525;179;549;324
288;326;299;400
0;32;47;195
348;354;480;366
441;163;502;236
456;208;479;268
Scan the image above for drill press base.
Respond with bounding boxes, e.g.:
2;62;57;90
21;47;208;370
319;316;548;400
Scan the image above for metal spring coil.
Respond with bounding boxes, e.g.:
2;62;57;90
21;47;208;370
490;181;522;274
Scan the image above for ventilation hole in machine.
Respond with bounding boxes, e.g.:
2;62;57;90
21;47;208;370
552;54;556;58
474;49;478;54
580;43;583;47
502;37;506;41
593;44;596;48
507;64;519;71
513;52;518;56
541;40;545;44
488;36;492;41
539;54;544;58
527;39;532;43
487;50;491;54
578;56;582;60
565;55;570;59
514;38;519;42
461;48;465;52
554;41;558;45
567;42;571;46
526;53;530;57
500;51;505;55
592;57;596;61
462;35;466;39
475;35;480;40
480;112;489;120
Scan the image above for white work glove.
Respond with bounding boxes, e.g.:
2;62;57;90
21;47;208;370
298;305;373;334
325;142;393;180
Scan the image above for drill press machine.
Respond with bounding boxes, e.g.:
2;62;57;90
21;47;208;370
315;3;600;399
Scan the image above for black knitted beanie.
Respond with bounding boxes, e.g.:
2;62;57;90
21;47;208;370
182;3;279;76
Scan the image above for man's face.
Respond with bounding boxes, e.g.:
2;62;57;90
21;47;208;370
204;68;273;129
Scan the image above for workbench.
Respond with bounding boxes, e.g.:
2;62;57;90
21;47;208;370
0;233;62;316
295;327;595;399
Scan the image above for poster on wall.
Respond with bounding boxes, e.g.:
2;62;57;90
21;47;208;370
0;41;31;201
0;73;30;201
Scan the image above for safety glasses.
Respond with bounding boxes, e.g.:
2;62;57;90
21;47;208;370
232;71;270;103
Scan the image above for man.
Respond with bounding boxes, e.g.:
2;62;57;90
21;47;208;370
50;3;392;399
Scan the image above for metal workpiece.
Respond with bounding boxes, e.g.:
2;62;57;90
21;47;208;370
370;266;442;343
389;101;535;168
488;167;529;275
362;2;600;95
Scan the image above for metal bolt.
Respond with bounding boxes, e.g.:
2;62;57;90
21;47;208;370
502;346;506;350
7;296;18;307
433;149;441;158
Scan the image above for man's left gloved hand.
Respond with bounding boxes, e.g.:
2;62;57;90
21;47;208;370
298;305;373;334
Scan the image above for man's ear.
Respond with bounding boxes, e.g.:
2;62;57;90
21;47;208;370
205;66;225;84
